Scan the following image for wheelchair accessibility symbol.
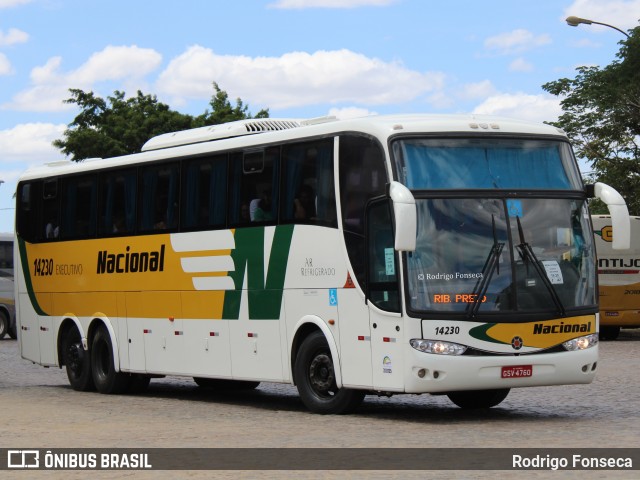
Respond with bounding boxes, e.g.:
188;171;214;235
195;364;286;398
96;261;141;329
329;288;338;306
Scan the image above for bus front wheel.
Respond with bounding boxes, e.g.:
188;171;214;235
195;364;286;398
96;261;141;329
294;331;365;414
446;388;510;409
91;325;130;394
62;326;95;391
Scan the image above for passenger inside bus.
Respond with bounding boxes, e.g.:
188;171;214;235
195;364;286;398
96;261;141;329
294;184;316;221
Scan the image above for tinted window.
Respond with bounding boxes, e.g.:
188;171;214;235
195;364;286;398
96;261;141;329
281;138;337;227
99;168;137;236
138;163;180;232
182;155;227;230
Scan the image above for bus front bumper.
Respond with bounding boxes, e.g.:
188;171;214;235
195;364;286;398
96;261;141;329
403;345;598;394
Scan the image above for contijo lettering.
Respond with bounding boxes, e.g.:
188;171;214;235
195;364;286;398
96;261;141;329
97;245;165;274
512;454;632;470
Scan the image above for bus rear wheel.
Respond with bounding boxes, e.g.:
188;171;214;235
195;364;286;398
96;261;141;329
446;388;510;409
294;331;365;414
62;326;95;391
91;325;130;394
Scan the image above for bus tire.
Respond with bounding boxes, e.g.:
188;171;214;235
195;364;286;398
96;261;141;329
447;388;510;409
294;330;365;414
91;325;130;394
8;323;17;339
0;310;8;339
599;326;621;341
62;326;95;392
193;377;260;390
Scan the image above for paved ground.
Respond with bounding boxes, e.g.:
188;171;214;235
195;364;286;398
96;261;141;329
1;330;639;479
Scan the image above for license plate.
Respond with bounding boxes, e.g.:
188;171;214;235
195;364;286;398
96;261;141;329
501;365;532;378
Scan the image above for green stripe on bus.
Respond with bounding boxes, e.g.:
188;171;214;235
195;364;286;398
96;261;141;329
17;237;48;316
222;225;294;320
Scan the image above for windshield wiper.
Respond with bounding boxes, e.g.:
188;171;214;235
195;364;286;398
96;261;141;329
515;216;566;316
466;215;504;318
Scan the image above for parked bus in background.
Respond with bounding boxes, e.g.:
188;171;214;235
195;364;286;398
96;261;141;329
14;114;630;413
0;232;16;339
592;215;640;340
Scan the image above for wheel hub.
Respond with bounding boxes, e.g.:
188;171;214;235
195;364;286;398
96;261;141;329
309;353;335;393
67;343;84;374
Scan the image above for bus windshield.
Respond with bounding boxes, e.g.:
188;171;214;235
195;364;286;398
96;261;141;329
392;137;595;318
404;197;596;317
392;137;583;190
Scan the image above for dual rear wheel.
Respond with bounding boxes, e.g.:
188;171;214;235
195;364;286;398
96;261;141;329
63;324;149;394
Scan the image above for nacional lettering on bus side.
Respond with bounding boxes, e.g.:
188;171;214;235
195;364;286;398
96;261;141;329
96;245;165;274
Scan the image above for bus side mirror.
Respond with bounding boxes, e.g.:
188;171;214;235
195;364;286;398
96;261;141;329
388;181;416;252
588;182;630;250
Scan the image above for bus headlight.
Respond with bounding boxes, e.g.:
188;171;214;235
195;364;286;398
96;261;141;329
410;339;467;355
562;334;598;351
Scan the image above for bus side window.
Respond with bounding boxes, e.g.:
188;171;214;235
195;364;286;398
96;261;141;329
230;147;279;225
138;162;180;233
366;199;400;312
99;169;137;236
60;174;97;239
17;182;40;243
339;135;387;289
181;155;227;230
43;179;60;241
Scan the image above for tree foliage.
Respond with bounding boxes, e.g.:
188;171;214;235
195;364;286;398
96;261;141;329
194;82;269;126
54;83;269;161
542;25;640;214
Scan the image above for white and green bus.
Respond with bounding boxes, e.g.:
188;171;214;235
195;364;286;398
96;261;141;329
14;114;630;413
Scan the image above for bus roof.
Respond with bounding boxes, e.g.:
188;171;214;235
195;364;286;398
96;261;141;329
17;113;568;182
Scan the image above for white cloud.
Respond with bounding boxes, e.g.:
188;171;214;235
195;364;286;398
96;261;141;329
156;46;445;110
484;29;552;55
564;0;640;31
509;58;534;72
268;0;397;8
328;106;377;119
0;122;66;165
0;0;31;8
4;45;162;112
459;80;497;100
472;93;562;123
0;27;28;46
0;53;12;75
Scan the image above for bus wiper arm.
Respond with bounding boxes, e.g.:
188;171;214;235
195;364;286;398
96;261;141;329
515;216;566;317
466;216;504;318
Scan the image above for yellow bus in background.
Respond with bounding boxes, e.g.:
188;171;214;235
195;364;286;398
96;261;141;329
593;215;640;340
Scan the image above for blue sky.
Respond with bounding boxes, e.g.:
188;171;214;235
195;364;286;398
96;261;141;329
1;0;639;232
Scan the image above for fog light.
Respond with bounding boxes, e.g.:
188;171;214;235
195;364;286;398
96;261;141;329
417;368;426;378
410;339;467;355
563;333;598;351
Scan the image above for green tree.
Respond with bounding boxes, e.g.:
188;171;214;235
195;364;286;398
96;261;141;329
54;83;269;161
53;90;194;161
542;25;640;214
195;82;269;126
